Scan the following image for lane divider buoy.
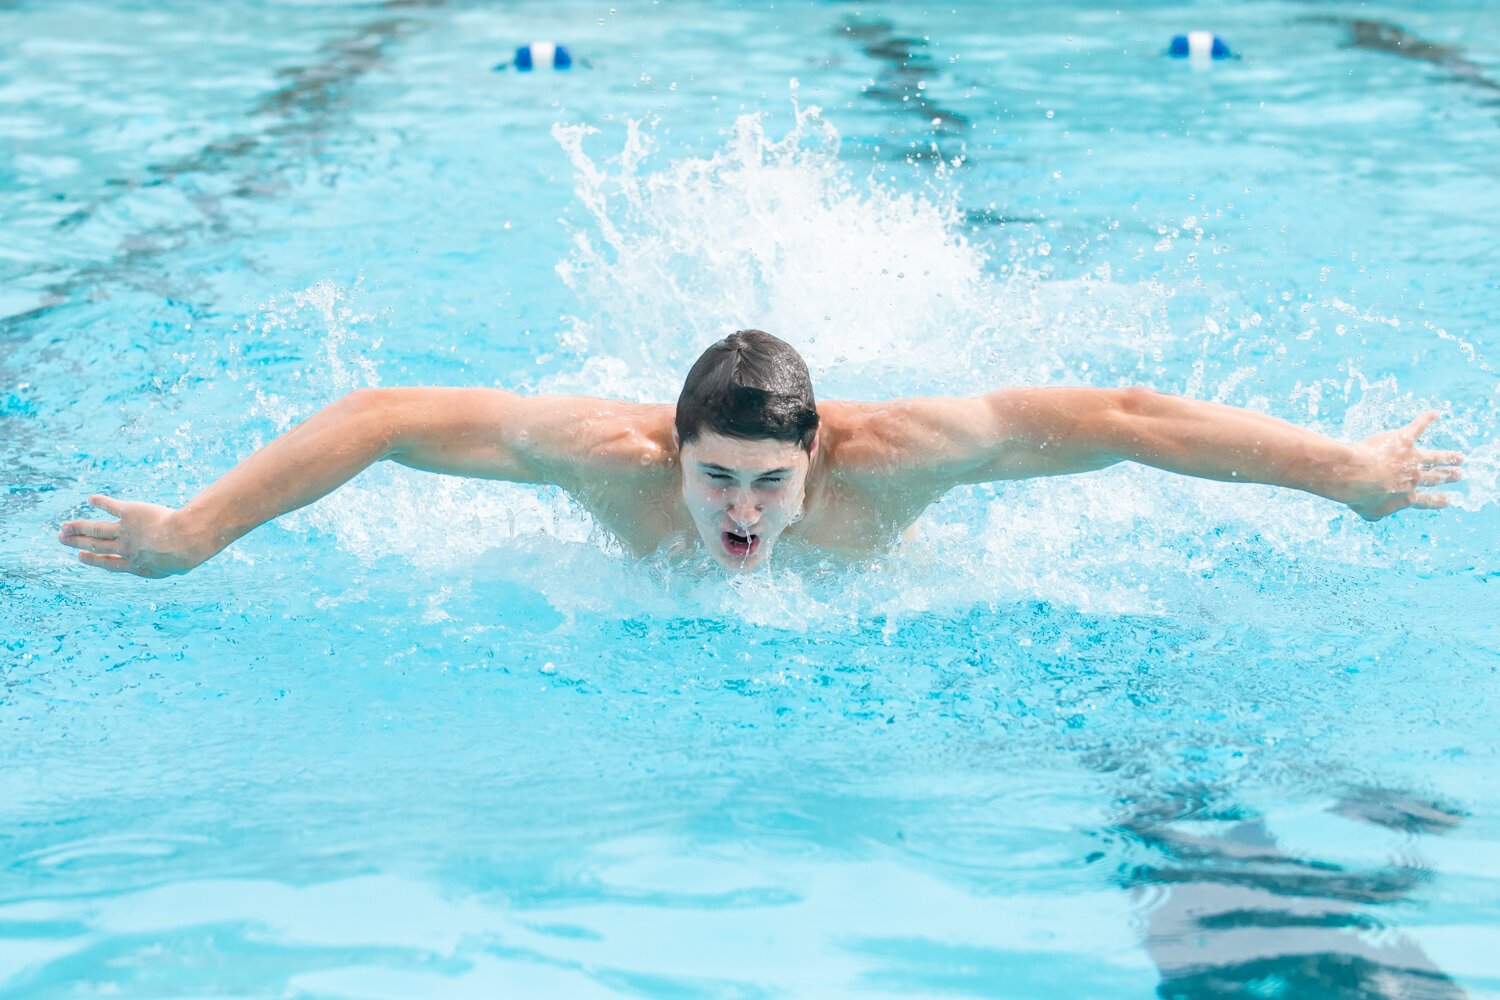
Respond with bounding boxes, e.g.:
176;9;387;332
1166;32;1237;60
495;41;574;71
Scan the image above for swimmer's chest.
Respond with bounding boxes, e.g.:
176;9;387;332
785;480;930;552
579;481;690;556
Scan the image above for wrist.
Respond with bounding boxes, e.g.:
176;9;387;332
1321;442;1374;504
168;504;226;566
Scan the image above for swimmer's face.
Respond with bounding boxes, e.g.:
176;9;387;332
676;431;813;572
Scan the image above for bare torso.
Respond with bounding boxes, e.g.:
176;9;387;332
562;400;946;557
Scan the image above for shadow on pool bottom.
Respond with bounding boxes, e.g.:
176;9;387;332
1120;786;1467;1000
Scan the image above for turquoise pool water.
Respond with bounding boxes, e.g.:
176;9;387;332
3;1;1498;996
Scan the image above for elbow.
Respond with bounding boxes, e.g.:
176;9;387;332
1103;386;1162;460
1114;385;1162;416
342;386;384;410
338;387;400;459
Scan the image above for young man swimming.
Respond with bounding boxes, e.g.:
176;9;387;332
59;329;1464;577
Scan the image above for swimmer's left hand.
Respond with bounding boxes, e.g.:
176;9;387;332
1338;412;1465;521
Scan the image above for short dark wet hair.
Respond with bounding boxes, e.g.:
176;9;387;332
675;330;819;451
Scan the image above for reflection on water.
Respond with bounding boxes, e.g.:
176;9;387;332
1121;787;1467;999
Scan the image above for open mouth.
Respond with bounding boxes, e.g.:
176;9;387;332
721;530;760;560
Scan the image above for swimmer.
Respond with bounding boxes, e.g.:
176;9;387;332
59;329;1465;577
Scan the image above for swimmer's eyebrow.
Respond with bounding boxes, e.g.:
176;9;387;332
697;462;793;477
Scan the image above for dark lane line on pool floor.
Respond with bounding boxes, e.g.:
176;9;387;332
1304;15;1500;98
835;16;971;166
0;0;446;339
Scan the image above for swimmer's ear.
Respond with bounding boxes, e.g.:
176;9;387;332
672;429;681;450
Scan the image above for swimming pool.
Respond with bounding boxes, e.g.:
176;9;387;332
3;0;1498;995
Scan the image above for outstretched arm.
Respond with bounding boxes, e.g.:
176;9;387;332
59;387;620;577
889;387;1464;520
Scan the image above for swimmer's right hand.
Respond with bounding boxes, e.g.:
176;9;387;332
58;494;212;578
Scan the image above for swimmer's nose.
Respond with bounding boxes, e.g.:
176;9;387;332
727;492;761;529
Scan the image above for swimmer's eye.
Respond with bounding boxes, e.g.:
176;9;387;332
756;477;785;487
705;472;733;482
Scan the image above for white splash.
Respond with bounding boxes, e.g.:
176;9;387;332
206;106;1490;623
547;101;1157;401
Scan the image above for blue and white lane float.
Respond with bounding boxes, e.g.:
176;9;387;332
1166;32;1237;61
497;41;574;71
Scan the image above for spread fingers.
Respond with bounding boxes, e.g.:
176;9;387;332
1419;450;1465;467
76;552;131;572
1409;492;1451;510
60;532;124;554
59;520;119;540
1419;468;1463;486
1404;411;1440;441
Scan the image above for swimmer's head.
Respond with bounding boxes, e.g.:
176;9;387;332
674;331;819;571
674;330;819;453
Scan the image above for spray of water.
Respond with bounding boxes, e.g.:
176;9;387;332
206;104;1492;625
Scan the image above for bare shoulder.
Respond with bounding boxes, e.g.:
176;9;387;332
818;387;1129;490
535;400;686;554
525;398;679;490
382;388;677;490
816;397;1000;487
